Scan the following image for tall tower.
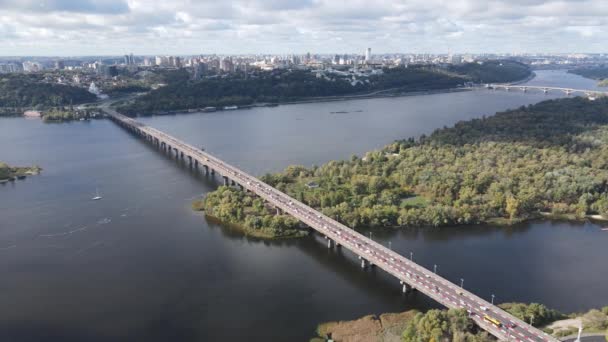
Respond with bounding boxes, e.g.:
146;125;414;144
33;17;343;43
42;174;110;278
365;48;371;62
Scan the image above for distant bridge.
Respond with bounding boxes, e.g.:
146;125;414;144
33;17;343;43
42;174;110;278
485;84;608;97
104;106;559;342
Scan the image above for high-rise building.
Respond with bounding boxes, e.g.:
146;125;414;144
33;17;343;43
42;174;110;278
0;63;22;73
107;65;118;78
173;56;182;68
124;53;135;65
22;61;43;72
220;57;233;72
365;48;371;62
193;63;208;80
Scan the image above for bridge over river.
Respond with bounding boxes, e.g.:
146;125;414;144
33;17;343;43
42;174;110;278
104;106;559;342
485;84;608;97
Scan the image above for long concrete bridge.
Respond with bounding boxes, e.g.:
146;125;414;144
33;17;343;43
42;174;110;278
105;107;559;342
485;84;608;97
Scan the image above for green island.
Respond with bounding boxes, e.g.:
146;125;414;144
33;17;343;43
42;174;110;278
568;66;608;86
119;60;530;115
0;162;41;183
193;188;309;239
41;108;103;122
311;303;608;341
198;96;608;236
0;73;97;116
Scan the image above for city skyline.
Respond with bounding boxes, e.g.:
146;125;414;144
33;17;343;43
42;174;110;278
1;0;608;56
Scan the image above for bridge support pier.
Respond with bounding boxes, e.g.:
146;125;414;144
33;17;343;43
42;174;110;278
231;180;236;186
358;256;367;268
211;169;215;175
203;165;209;175
327;238;333;249
187;155;192;166
223;176;229;186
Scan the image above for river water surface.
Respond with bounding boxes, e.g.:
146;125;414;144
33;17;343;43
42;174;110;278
1;70;607;341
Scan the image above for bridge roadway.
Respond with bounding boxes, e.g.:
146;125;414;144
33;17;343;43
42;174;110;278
105;107;559;342
485;84;608;97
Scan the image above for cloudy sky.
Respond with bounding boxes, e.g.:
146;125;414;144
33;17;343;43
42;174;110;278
0;0;607;56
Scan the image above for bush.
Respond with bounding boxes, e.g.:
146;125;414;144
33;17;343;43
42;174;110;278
555;327;578;338
582;309;608;330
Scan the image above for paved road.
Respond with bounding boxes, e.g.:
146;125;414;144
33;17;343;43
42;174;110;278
563;334;606;342
105;107;559;342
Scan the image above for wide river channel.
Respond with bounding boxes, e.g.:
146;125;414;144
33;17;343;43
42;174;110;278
1;70;607;341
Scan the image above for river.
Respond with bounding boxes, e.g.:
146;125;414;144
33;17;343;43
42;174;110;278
0;70;606;341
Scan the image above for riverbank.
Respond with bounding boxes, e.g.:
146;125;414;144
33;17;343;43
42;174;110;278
0;162;41;183
192;191;310;239
203;214;309;239
312;308;495;342
506;71;537;85
265;87;472;107
128;87;473;117
312;303;608;342
311;310;418;342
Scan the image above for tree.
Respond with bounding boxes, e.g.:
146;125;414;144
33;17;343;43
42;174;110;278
402;309;480;342
505;195;521;220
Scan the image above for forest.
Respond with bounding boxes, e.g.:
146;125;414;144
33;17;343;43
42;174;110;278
401;309;493;342
119;60;530;115
200;96;608;232
0;74;96;111
448;60;531;83
569;65;608;83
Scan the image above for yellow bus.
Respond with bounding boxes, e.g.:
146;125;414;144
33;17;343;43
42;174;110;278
483;315;502;328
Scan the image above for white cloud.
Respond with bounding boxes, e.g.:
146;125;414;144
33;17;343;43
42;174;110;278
0;0;607;55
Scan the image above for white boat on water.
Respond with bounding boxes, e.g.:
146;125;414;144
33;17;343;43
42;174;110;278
92;188;102;201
